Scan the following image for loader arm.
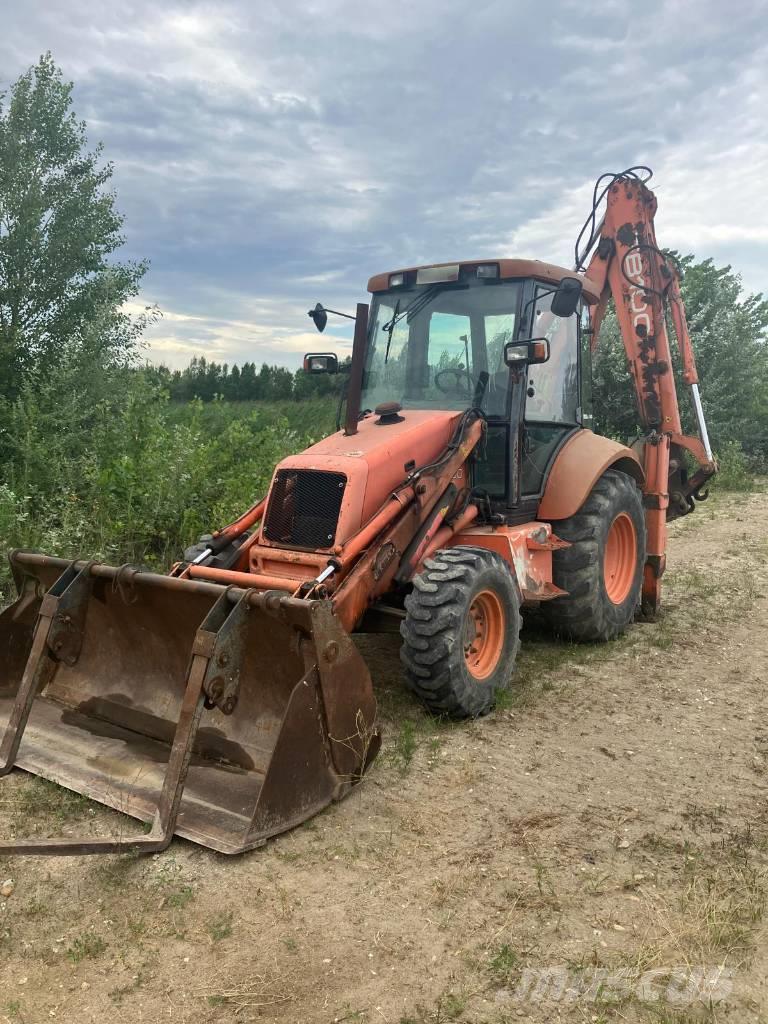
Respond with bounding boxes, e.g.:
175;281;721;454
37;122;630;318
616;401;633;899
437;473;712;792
583;174;717;613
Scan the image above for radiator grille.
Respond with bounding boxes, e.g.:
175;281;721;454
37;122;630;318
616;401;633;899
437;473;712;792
263;469;347;548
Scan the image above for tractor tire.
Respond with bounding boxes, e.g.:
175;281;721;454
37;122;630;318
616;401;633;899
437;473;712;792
543;469;646;642
400;546;521;719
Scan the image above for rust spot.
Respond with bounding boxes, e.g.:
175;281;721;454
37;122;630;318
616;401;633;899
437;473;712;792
616;223;636;246
597;236;614;259
638;332;655;364
524;574;542;593
372;541;398;581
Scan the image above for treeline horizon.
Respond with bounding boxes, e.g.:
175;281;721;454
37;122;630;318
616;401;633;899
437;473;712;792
145;355;349;403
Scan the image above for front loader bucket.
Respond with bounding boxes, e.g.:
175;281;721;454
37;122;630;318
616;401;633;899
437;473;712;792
0;552;379;855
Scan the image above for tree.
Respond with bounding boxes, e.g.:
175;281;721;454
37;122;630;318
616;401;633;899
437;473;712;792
592;254;768;461
674;256;768;460
270;365;294;400
239;362;257;399
0;53;149;400
227;363;241;400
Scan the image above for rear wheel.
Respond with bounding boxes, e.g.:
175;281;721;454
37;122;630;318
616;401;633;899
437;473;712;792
543;469;646;641
400;546;521;718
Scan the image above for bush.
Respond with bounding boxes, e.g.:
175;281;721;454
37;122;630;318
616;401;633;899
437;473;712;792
712;440;755;492
0;368;334;603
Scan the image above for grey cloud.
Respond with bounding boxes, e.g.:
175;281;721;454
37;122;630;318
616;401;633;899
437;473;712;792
1;0;766;366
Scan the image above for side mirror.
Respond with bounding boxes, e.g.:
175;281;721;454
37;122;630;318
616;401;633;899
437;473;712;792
550;276;583;318
308;303;328;332
504;338;550;367
303;352;339;374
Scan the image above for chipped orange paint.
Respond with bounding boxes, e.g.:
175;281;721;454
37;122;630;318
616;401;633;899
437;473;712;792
448;522;568;602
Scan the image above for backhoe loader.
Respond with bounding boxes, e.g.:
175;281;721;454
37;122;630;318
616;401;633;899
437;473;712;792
0;168;716;855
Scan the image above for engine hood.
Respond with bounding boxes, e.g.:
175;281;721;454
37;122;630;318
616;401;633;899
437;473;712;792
260;409;461;549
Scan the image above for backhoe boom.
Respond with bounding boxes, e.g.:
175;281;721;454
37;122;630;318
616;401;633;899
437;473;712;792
584;174;716;612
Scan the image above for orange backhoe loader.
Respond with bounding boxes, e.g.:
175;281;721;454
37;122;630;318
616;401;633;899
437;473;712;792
0;168;716;855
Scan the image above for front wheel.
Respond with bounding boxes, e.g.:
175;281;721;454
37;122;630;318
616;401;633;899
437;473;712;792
542;469;646;641
400;546;521;718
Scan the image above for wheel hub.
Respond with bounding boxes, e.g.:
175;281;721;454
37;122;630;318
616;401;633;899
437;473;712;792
463;589;505;680
603;512;637;605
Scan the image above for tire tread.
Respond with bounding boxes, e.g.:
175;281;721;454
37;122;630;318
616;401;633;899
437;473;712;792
400;545;521;718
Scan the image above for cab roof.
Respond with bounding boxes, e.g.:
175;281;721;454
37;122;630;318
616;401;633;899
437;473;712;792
367;258;602;305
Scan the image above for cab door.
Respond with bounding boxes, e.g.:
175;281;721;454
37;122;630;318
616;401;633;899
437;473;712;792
519;289;584;498
472;282;587;515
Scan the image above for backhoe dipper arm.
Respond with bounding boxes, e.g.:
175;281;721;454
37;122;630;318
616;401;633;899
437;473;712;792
583;174;717;614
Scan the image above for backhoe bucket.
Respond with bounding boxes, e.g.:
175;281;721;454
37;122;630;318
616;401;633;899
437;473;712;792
0;552;379;855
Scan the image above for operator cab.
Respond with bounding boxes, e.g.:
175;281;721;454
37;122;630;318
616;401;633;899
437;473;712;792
362;260;596;519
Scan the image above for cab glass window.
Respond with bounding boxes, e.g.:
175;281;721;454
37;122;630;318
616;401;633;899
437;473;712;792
524;288;579;424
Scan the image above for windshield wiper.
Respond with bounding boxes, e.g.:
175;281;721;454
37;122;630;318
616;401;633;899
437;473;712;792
381;282;470;363
381;285;444;361
383;299;400;364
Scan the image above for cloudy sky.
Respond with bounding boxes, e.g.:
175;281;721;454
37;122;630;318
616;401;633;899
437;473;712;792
2;0;767;367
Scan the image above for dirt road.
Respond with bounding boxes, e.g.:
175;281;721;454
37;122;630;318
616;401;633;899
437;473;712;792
1;490;767;1024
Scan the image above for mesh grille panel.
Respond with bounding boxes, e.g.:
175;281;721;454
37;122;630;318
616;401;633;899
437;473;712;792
263;469;347;548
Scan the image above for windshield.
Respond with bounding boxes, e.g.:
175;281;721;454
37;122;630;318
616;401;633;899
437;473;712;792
362;278;522;415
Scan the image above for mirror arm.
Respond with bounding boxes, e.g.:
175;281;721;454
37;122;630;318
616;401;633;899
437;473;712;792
520;288;556;333
520;277;583;326
316;307;357;322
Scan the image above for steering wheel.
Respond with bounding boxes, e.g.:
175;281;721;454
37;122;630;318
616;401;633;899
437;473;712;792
435;367;473;397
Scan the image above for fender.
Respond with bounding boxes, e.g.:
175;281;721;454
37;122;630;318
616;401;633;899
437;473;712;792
537;429;644;521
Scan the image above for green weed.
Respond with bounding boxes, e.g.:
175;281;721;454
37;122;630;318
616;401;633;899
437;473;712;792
402;992;468;1022
438;992;466;1019
488;942;520;982
206;910;234;942
387;720;420;775
109;971;146;1004
165;885;195;909
66;932;107;962
12;777;93;825
92;850;143;889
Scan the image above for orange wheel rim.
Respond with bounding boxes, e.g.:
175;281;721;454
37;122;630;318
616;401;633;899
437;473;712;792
603;512;637;605
464;589;505;680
